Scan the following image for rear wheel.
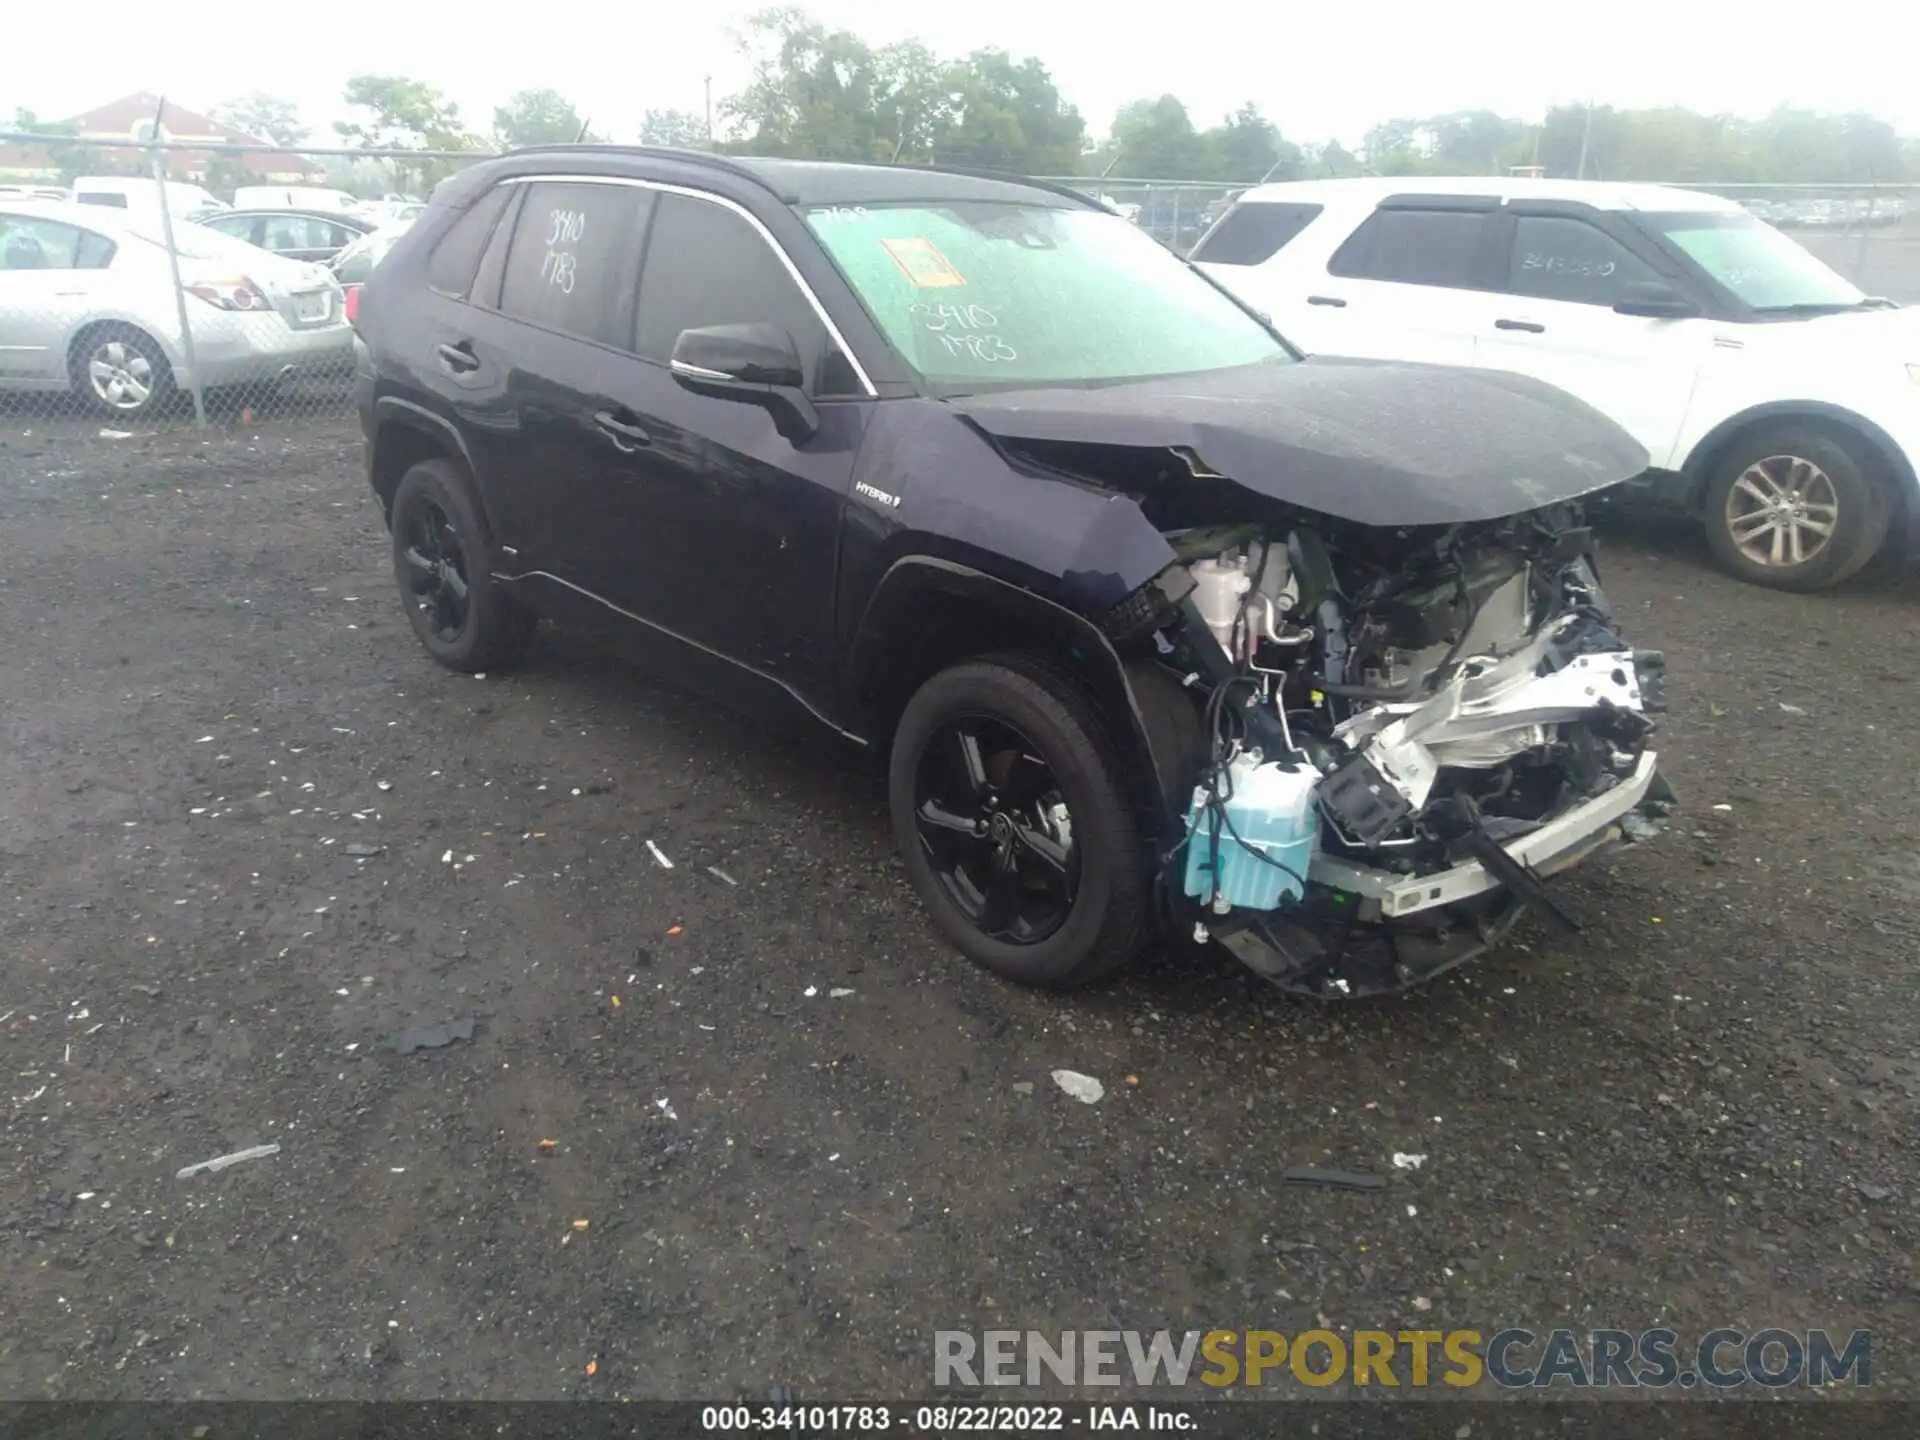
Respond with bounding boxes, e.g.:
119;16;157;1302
70;324;173;419
1701;424;1891;591
390;459;536;672
889;654;1150;990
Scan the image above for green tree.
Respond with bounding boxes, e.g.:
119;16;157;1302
211;93;308;147
336;75;483;191
1200;104;1301;182
640;108;708;148
493;89;593;149
721;6;894;160
1108;95;1205;178
336;75;479;151
934;49;1086;173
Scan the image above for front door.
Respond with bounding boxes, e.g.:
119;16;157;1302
1476;211;1709;469
596;189;870;695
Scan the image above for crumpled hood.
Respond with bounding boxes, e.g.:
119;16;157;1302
948;356;1651;527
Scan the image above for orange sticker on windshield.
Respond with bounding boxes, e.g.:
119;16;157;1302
880;236;967;288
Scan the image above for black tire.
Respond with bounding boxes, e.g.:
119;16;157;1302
1700;424;1892;592
389;459;537;672
889;653;1150;990
69;323;173;419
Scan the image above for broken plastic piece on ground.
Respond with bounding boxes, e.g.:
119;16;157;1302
1051;1069;1105;1104
572;1218;589;1230
342;842;385;857
646;840;674;869
828;987;855;998
1282;1164;1386;1192
1392;1152;1429;1170
386;1016;476;1054
537;1139;557;1155
707;866;738;885
585;1360;597;1376
98;428;133;439
666;925;682;936
175;1142;281;1179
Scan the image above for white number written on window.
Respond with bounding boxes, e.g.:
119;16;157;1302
936;332;1018;363
910;302;998;332
539;208;587;293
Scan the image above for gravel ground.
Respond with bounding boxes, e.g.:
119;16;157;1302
2;419;1917;1403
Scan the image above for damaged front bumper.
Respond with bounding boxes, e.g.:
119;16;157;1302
1207;754;1675;1000
1309;749;1665;922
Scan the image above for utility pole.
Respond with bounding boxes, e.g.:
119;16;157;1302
1576;99;1595;181
704;77;713;144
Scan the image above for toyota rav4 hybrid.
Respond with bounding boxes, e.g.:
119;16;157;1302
1192;176;1920;592
354;148;1675;999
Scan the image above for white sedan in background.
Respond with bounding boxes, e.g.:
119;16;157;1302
0;199;352;418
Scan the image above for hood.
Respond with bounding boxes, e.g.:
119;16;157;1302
948;357;1651;527
1742;304;1920;359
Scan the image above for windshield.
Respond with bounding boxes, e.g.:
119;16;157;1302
801;201;1288;390
1645;210;1865;311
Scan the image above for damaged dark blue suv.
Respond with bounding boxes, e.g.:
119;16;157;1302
354;146;1674;999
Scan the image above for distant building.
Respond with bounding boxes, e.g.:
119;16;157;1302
0;92;316;182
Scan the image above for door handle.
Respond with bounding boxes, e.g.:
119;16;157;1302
435;341;480;373
593;411;652;451
1306;295;1348;308
1494;318;1546;333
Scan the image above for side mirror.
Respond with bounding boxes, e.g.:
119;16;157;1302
670;323;819;442
1614;281;1700;319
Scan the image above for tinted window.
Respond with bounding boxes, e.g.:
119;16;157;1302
201;214;258;241
496;181;647;346
637;194;839;389
260;214;347;252
1191;202;1324;266
1330;207;1490;287
77;192;128;209
1505;216;1658;305
0;216;109;270
429;184;514;299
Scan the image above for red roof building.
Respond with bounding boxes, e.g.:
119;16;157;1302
0;92;316;183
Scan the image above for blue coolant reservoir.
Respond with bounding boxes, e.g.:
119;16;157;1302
1183;750;1320;912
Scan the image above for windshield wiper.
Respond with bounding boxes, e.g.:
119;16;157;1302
1752;297;1898;315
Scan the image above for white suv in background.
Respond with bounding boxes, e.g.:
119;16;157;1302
1193;177;1920;591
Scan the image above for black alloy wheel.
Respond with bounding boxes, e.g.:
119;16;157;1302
889;655;1150;989
388;459;537;672
913;713;1080;946
401;494;470;647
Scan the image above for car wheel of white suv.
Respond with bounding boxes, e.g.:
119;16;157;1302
1701;425;1892;592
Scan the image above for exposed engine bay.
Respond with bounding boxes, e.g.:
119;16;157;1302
1105;500;1675;998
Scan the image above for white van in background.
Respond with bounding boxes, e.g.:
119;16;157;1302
71;176;228;219
233;185;361;213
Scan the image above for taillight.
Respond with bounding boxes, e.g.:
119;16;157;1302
344;284;362;328
186;277;272;311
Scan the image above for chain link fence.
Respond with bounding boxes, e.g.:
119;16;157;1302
0;135;491;433
4;144;1917;436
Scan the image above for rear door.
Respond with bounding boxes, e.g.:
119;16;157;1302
457;178;654;597
1297;199;1507;365
0;215;116;383
1476;207;1710;468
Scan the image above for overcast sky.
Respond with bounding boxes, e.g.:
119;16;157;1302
9;0;1918;150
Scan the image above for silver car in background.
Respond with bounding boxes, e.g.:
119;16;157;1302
0;200;352;418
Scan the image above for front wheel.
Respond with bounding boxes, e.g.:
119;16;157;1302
1701;425;1892;591
888;654;1150;990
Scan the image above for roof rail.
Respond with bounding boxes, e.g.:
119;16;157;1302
497;143;798;201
